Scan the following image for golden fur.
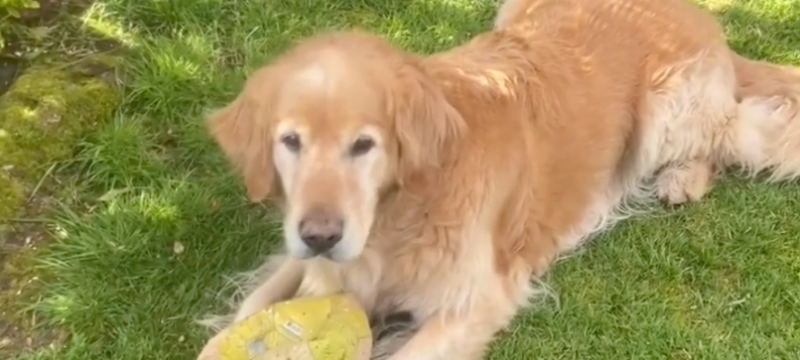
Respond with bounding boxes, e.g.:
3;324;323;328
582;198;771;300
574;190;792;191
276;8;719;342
197;0;800;359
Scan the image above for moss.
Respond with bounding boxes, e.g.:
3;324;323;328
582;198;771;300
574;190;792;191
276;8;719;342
0;65;120;219
0;171;25;221
0;245;39;322
0;62;121;354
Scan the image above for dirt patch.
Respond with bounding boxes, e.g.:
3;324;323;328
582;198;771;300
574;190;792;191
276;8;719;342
0;70;118;356
18;0;96;23
0;32;25;97
0;58;23;97
0;214;65;355
1;0;118;96
0;0;124;357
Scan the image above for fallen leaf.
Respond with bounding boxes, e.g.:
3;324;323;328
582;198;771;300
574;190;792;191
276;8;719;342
173;241;185;255
98;188;133;202
29;26;51;40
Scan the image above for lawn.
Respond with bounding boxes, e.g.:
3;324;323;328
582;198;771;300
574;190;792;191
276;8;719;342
6;0;800;359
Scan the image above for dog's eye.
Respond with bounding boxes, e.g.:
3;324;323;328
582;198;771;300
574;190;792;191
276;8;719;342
281;133;302;153
350;136;375;157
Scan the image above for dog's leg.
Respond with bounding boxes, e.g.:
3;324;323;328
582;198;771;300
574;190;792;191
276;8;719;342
655;160;717;205
494;0;528;29
384;310;506;360
233;257;306;321
196;257;306;360
643;47;737;206
196;328;229;360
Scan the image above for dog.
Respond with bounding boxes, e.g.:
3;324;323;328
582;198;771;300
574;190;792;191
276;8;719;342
197;0;800;359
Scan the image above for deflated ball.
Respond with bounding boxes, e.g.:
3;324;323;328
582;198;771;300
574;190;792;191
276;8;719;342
220;294;372;360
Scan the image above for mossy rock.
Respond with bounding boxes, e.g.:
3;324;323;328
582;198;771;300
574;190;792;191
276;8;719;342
0;65;120;220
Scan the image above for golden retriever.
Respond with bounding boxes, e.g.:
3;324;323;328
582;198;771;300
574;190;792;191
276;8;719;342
197;0;800;359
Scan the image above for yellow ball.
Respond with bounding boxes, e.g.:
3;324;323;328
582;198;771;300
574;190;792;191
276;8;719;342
220;294;372;360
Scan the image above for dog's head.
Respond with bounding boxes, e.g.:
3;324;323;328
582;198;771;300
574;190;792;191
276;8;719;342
208;32;465;262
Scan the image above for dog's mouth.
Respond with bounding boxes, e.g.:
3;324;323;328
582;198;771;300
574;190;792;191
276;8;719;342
289;240;362;263
318;250;335;261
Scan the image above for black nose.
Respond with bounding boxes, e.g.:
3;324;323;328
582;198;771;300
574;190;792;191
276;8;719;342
298;207;344;254
300;232;342;254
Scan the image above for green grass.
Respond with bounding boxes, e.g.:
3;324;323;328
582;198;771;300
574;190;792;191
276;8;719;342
10;0;800;359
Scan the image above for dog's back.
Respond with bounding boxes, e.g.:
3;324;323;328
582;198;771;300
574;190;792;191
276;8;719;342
415;0;737;268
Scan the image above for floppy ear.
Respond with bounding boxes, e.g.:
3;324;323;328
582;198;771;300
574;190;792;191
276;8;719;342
208;91;276;202
391;60;467;178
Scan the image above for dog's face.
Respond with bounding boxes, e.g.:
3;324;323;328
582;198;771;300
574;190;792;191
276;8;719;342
268;76;398;262
208;32;465;262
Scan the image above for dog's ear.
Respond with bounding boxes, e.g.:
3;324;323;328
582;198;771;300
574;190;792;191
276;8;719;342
390;60;466;181
208;82;276;202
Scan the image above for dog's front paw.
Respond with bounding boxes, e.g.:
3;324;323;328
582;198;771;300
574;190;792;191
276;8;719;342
196;328;229;360
655;161;716;205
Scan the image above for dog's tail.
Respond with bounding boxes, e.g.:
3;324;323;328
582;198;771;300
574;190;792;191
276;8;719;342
723;53;800;180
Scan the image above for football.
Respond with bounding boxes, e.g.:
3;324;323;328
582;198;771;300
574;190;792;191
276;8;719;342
220;294;372;360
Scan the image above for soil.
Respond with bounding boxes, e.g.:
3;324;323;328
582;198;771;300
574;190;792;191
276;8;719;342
0;0;112;356
0;196;64;356
18;0;96;24
0;35;24;97
0;0;100;96
0;233;63;356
